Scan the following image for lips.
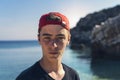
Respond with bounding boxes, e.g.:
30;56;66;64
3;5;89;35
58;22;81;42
49;52;59;54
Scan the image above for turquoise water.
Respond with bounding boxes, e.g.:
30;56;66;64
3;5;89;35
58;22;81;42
0;41;120;80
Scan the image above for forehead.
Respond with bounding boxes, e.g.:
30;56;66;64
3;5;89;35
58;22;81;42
40;25;68;35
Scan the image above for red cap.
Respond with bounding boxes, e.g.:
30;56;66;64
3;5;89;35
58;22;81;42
38;12;70;33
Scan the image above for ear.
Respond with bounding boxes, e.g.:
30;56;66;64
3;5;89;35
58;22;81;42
67;34;71;45
38;34;40;41
37;34;41;44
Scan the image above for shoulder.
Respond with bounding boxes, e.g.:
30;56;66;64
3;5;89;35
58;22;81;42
63;64;80;80
16;61;44;80
63;63;77;74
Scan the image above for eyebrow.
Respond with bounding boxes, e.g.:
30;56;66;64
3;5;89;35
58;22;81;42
56;34;65;37
42;33;52;36
42;33;65;37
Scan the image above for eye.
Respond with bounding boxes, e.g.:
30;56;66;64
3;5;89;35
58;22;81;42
43;37;51;42
56;37;65;42
58;37;65;40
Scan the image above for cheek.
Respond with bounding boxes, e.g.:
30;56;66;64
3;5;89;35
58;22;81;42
40;39;48;45
59;42;67;49
41;42;48;48
39;40;47;50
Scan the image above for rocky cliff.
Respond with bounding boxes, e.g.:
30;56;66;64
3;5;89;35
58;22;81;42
70;5;120;49
91;14;120;59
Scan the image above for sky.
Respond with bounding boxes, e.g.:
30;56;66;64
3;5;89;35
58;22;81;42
0;0;120;40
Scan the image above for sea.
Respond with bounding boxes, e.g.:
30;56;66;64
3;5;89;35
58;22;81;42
0;40;120;80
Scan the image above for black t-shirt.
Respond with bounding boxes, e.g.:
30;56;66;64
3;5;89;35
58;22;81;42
16;61;80;80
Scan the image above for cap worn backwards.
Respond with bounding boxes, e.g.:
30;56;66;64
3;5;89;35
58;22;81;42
38;12;70;33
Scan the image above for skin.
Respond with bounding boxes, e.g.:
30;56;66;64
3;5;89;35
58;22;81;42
38;24;70;80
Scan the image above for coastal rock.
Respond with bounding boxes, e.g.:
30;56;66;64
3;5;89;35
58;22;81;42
70;5;120;49
91;14;120;59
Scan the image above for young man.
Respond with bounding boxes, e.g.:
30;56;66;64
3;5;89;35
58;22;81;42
16;12;80;80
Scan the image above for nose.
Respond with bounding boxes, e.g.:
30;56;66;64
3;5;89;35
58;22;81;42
49;41;58;49
52;43;57;48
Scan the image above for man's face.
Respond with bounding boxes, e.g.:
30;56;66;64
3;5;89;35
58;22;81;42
38;24;70;60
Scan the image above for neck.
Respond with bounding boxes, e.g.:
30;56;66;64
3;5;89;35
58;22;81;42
39;58;65;80
39;58;63;73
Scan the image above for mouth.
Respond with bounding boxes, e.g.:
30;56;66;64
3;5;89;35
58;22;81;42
49;52;59;54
